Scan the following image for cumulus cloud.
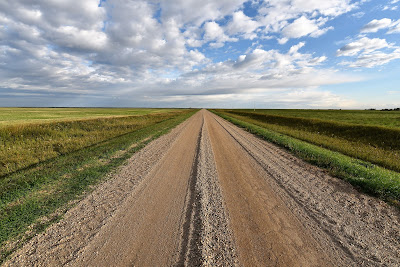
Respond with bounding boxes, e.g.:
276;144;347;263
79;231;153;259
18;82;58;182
361;18;394;33
277;37;289;44
337;37;400;68
336;37;391;56
50;26;108;51
258;0;356;42
340;48;400;68
204;21;238;48
282;16;333;39
172;42;349;97
0;0;387;108
159;0;246;25
226;11;260;39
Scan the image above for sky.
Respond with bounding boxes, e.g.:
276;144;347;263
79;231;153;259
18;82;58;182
0;0;399;109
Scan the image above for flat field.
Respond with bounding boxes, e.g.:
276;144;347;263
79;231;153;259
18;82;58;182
0;108;180;126
0;108;186;177
233;109;400;128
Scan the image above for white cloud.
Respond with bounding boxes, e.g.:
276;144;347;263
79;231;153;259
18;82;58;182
288;0;357;16
183;26;204;47
360;18;400;34
351;12;365;19
159;0;246;25
282;16;333;39
182;43;341;93
337;37;400;68
0;0;380;108
277;37;289;44
0;0;210;94
336;37;391;56
51;26;108;51
282;16;319;38
204;21;238;47
340;48;400;68
257;1;354;43
361;18;393;33
226;11;260;39
388;19;400;33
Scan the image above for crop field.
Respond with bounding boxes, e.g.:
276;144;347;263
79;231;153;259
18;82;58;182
212;109;400;203
0;108;197;260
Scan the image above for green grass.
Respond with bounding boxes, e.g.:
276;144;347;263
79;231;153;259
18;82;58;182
0;107;180;126
232;109;400;128
217;110;400;173
0;109;197;263
212;110;400;206
0;110;188;177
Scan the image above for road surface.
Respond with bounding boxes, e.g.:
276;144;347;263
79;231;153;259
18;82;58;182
5;109;400;266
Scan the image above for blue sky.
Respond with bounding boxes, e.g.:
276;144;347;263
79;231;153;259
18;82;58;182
0;0;399;108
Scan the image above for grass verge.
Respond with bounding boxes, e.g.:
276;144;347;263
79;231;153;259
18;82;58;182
212;110;400;205
0;109;197;263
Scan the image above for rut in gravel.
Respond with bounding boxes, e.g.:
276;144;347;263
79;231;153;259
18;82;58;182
4;109;400;267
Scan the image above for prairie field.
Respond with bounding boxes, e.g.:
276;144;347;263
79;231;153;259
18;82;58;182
0;108;180;126
234;109;400;128
0;108;185;177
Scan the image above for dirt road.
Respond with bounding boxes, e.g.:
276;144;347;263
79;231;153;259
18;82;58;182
5;109;400;266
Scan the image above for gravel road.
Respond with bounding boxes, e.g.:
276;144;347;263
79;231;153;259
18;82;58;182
5;109;400;266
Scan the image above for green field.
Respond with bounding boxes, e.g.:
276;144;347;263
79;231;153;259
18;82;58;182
233;109;400;128
0;108;197;262
212;109;400;205
0;108;187;177
0;108;180;126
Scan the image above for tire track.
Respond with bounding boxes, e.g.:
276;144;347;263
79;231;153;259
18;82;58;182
176;117;203;266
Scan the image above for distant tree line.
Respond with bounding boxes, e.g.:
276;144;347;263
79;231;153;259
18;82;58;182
365;108;400;111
